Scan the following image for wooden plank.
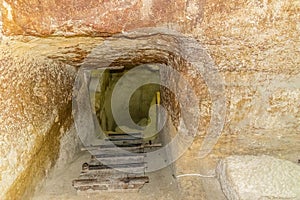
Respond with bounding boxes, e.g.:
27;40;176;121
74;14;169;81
76;188;140;193
73;176;149;192
90;162;146;169
108;140;144;145
90;148;144;154
83;167;145;174
73;129;151;193
107;135;143;140
81;145;136;151
73;176;149;186
96;158;145;166
82;143;162;151
95;156;144;165
82;162;146;171
80;168;145;178
100;143;143;147
95;153;145;158
106;137;142;141
106;142;143;148
118;176;149;184
107;132;142;137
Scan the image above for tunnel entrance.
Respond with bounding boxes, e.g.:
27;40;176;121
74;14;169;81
33;28;225;199
71;64;168;192
69;28;222;195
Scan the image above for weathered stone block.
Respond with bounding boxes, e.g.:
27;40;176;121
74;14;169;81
217;155;300;200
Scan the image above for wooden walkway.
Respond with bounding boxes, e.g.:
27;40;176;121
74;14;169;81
72;132;161;193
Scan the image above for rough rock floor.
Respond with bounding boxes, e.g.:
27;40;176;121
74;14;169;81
33;151;179;200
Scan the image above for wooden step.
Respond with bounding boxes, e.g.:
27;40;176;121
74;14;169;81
73;176;149;193
107;132;142;137
95;153;145;158
82;162;146;173
106;137;143;141
109;140;144;146
88;144;143;151
94;154;145;165
96;157;144;165
107;134;143;140
82;143;162;152
73;131;155;193
91;148;144;154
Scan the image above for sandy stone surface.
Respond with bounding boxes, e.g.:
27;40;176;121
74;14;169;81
216;155;300;200
0;9;2;39
0;0;189;36
0;39;80;199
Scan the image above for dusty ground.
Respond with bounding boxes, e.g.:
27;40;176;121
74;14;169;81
33;151;180;200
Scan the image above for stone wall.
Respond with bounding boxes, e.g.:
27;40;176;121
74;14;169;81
174;2;299;198
1;0;297;135
0;8;3;39
0;0;189;36
0;42;76;200
197;0;300;135
0;37;103;200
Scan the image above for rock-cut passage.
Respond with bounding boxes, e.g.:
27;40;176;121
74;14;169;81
72;64;165;193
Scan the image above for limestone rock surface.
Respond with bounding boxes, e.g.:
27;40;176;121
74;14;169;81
0;0;192;36
0;39;77;200
217;155;300;200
